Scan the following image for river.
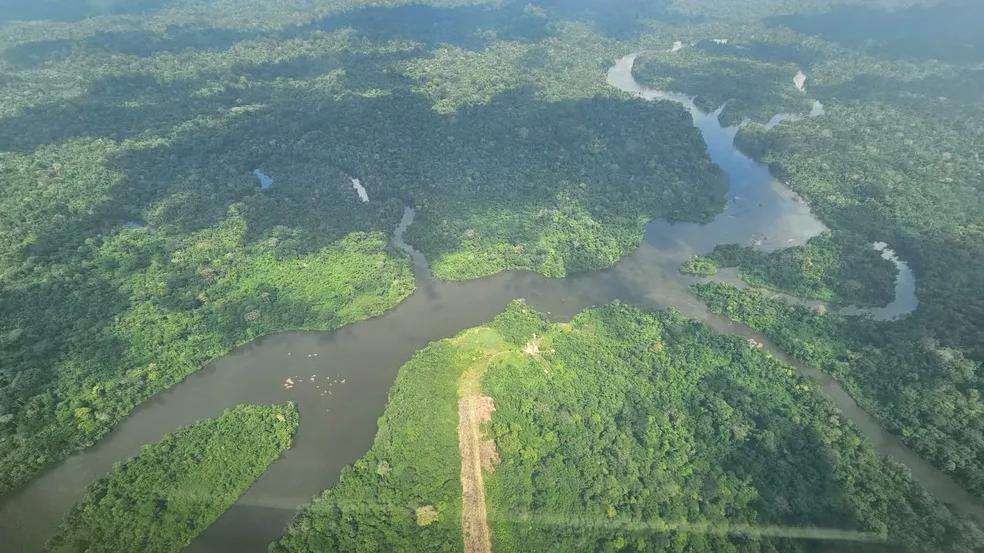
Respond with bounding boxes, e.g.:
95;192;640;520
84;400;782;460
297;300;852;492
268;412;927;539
0;53;975;552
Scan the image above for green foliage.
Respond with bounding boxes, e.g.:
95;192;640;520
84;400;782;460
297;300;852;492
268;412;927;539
45;403;298;553
635;5;984;509
488;299;549;346
2;1;984;549
706;20;984;504
633;48;814;126
0;8;724;501
404;41;532;114
0;222;413;496
735;97;984;353
483;302;981;552
397;22;727;279
693;282;984;501
703;232;897;305
725;22;984;356
680;254;718;276
272;327;510;552
277;302;982;552
403;22;622;109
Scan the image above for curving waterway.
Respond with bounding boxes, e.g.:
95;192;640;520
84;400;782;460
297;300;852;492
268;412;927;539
710;240;918;322
0;53;977;552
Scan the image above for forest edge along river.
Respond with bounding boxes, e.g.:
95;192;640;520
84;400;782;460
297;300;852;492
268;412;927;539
0;53;974;552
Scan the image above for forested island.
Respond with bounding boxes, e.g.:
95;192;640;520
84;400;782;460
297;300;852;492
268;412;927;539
1;0;982;551
46;404;298;553
681;232;898;306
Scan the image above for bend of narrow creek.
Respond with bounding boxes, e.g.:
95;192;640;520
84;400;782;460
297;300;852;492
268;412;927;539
0;53;974;552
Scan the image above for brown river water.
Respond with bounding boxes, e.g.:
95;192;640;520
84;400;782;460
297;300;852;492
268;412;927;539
0;53;975;552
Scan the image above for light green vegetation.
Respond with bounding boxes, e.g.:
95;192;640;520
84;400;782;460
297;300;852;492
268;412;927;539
45;403;298;553
402;21;621;111
405;41;533;115
0;0;740;496
0;211;412;495
275;301;982;552
2;0;984;548
0;15;428;494
690;232;898;306
271;315;516;552
680;255;718;277
0;0;729;495
484;302;981;552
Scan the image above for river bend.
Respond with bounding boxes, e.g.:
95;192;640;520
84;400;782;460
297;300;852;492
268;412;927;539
0;53;971;552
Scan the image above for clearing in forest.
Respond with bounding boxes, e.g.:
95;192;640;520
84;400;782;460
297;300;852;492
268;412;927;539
454;329;506;553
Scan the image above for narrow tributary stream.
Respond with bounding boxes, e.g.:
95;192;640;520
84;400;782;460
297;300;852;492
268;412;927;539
0;53;977;552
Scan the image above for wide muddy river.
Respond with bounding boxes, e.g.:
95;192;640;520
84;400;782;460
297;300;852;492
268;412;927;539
0;53;976;552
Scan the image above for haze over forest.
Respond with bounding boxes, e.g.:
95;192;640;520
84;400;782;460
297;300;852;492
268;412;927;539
0;0;982;552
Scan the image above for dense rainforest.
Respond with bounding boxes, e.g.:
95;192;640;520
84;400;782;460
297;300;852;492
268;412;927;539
1;0;982;551
681;232;898;306
45;403;298;553
275;301;982;552
693;282;984;503
632;47;814;127
634;0;984;502
0;0;729;495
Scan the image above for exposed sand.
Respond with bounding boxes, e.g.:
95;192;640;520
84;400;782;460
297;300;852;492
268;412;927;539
456;335;502;553
458;391;496;553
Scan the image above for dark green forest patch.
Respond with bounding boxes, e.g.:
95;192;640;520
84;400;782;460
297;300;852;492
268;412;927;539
694;282;984;502
316;3;550;50
633;49;814;126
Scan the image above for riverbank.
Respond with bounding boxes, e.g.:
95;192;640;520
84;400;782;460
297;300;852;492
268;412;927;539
2;51;978;553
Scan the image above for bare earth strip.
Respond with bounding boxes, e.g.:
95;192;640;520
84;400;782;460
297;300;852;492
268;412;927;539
458;364;498;553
